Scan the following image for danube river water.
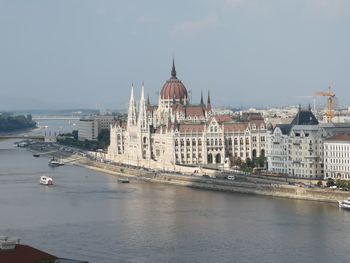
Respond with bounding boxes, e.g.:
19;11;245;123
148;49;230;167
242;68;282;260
1;124;350;262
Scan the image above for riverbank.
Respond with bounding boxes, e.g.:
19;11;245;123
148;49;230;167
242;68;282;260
27;141;350;204
71;157;349;204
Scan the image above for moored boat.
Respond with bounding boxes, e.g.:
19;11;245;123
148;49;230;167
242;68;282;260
33;153;40;157
48;158;60;167
39;176;53;185
117;178;130;183
338;198;350;210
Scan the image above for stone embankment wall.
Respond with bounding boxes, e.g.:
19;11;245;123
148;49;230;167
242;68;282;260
74;158;350;203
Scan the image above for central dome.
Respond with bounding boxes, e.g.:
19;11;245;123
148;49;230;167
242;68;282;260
160;60;188;100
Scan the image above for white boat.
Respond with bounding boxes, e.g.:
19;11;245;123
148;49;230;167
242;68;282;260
39;176;53;185
48;158;60;167
48;158;64;167
338;198;350;210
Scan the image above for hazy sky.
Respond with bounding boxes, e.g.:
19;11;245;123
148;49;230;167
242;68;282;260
1;0;349;110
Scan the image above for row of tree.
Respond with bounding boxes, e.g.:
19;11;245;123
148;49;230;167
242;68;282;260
326;178;350;189
230;155;266;172
0;113;36;132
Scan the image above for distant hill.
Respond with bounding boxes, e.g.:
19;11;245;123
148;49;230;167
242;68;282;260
0;113;36;132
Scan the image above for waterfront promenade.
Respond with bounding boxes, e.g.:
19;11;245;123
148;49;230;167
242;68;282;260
27;141;350;203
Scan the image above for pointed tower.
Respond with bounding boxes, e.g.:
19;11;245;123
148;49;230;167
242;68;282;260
171;57;177;79
147;94;150;105
200;91;204;105
127;84;137;128
138;82;148;129
207;90;212;111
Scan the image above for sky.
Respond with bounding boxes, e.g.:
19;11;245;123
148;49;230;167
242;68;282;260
0;0;350;111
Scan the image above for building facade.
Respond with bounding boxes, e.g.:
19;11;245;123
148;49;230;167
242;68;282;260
78;115;116;141
324;135;350;180
267;108;350;179
107;60;267;170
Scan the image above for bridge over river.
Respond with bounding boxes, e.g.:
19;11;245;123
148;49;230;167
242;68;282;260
0;135;45;141
33;116;80;121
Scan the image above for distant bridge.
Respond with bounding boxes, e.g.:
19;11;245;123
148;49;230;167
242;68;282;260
0;135;45;141
33;116;80;121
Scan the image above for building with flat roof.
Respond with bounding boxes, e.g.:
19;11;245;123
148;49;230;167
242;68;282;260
78;115;116;141
324;134;350;180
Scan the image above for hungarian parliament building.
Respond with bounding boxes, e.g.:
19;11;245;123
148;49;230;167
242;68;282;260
106;60;267;170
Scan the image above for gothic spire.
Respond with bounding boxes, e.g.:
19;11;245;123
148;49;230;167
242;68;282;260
171;57;177;79
200;90;204;105
127;84;137;127
207;90;212;111
138;83;148;129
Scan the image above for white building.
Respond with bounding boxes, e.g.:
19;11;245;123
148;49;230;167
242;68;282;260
106;60;267;170
324;134;350;180
267;107;350;179
78;115;116;141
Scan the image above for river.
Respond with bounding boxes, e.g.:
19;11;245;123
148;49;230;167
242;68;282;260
1;121;350;262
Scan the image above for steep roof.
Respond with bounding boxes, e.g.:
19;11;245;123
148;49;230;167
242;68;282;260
0;244;88;263
223;122;248;132
0;244;56;263
185;105;206;118
215;115;234;123
325;134;350;142
179;123;205;133
290;110;319;125
275;124;292;135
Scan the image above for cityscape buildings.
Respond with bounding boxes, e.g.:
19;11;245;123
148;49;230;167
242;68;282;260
106;60;267;170
267;107;350;179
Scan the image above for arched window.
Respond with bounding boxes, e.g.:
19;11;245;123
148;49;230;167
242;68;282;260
181;139;184;146
192;139;196;146
186;139;190;146
175;139;179;146
198;139;202;146
229;138;232;145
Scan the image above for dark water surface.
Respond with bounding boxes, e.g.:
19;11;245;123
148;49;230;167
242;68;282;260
1;138;350;263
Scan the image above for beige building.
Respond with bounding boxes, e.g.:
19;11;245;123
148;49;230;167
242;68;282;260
78;115;116;141
106;60;267;170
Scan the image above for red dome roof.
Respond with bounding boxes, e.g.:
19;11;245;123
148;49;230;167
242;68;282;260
160;59;188;100
160;79;188;100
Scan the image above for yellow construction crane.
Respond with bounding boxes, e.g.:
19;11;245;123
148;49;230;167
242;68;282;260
314;86;336;123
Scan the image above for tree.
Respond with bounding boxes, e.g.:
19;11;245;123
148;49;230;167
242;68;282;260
97;129;110;149
326;178;335;187
246;157;253;168
72;130;78;140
